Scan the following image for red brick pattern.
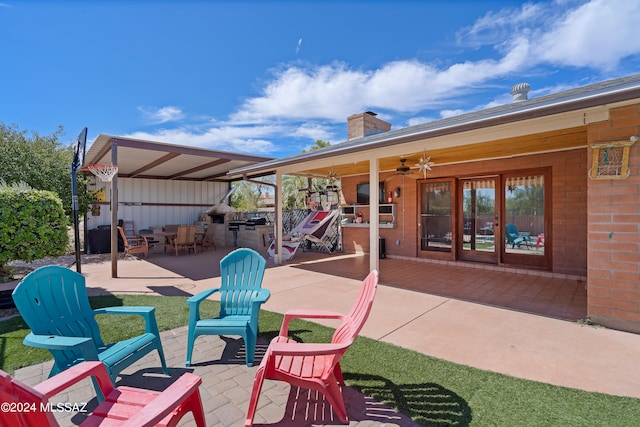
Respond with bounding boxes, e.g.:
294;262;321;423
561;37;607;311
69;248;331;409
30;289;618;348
587;103;640;332
338;103;640;332
341;149;588;276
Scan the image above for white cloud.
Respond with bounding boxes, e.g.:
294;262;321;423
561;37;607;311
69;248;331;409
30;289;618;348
292;122;335;142
125;126;277;154
229;0;640;126
533;0;640;69
137;106;185;124
128;0;640;153
406;116;435;127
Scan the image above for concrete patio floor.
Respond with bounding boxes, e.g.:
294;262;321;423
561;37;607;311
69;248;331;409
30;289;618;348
8;247;640;425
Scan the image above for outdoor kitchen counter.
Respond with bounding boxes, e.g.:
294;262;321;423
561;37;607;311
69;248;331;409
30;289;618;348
226;224;273;252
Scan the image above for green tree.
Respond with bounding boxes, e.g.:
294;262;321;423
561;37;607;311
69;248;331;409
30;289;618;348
0;123;93;219
0;182;68;278
506;185;544;216
281;140;338;209
302;139;331;153
282;175;309;209
231;179;274;212
231;140;337;211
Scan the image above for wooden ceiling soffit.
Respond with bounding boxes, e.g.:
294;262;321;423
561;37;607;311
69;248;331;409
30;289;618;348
302;126;587;177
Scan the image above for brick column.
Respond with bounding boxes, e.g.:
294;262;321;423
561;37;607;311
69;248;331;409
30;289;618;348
587;104;640;332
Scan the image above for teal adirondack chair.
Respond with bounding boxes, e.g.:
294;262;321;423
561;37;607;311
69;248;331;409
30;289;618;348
12;265;169;394
505;223;532;249
186;248;270;367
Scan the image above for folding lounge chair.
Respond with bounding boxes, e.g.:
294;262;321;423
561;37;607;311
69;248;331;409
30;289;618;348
267;209;339;261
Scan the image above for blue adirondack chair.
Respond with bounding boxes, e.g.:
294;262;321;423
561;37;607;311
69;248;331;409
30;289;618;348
12;265;169;394
505;223;532;249
186;248;270;367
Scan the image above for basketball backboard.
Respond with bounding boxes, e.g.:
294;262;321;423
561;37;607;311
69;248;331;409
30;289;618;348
72;127;87;171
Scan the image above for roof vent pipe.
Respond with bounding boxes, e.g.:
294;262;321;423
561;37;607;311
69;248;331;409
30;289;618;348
510;82;530;102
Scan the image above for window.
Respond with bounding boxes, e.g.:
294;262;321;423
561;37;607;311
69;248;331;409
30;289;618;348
504;174;545;254
420;181;452;252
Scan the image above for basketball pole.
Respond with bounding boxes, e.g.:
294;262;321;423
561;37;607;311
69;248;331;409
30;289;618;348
71;127;87;274
71;163;82;273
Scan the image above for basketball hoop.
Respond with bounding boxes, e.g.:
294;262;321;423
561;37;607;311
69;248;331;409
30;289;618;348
82;163;119;182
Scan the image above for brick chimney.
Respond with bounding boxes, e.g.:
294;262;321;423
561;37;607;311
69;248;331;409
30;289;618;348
347;111;391;140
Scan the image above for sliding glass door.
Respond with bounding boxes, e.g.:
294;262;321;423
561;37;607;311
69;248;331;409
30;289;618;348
418;169;550;269
458;177;498;263
502;171;548;268
419;180;453;252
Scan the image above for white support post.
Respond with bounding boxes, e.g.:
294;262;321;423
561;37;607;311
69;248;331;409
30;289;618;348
369;158;380;273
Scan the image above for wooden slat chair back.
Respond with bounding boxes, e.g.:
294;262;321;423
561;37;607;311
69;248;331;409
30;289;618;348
0;361;206;427
172;225;197;255
186;248;270;367
244;270;378;426
118;226;148;258
12;266;169;393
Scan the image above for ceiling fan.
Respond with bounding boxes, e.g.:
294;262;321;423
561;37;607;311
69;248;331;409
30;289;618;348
384;158;419;181
395;158;412;174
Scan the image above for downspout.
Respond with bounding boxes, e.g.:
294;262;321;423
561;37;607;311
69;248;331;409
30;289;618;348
242;173;281;265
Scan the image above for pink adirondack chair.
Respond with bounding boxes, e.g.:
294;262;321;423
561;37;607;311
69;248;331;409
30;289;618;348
0;361;206;427
245;270;378;426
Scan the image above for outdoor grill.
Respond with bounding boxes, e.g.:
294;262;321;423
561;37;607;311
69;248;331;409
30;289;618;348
245;217;267;230
228;220;246;246
227;220;246;231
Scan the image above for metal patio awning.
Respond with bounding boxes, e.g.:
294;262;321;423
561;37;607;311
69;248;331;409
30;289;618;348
84;135;273;182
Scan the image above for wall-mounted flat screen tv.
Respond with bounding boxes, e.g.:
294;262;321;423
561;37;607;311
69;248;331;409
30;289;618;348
356;182;385;204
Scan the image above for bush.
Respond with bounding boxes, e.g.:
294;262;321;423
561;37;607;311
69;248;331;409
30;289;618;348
0;185;69;274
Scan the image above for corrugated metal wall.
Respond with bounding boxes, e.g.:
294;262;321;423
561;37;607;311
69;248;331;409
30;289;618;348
85;177;230;232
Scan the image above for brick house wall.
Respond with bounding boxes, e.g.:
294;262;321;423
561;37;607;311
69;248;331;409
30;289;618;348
340;148;588;276
587;103;640;333
340;174;418;257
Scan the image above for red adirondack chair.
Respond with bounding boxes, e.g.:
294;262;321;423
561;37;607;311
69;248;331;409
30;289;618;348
0;361;206;427
245;270;378;426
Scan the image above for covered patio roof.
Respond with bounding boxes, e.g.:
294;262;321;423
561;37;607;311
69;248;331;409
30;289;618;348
82;135;274;278
84;135;273;182
225;73;640;270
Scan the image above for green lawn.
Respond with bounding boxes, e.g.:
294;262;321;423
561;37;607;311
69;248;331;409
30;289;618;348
2;294;639;426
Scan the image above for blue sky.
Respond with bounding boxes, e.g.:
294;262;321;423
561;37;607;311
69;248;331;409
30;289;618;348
1;0;640;159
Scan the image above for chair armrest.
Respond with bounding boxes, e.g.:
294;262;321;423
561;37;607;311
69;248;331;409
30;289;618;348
187;288;220;323
268;341;349;357
279;309;346;336
94;306;160;335
33;361;115;399
23;333;99;359
120;373;203;427
94;306;155;316
187;288;220;305
252;288;271;305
